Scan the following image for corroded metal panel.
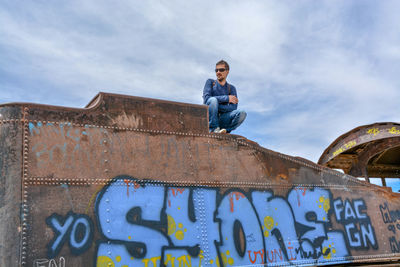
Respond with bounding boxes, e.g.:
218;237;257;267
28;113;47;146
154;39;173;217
1;93;400;266
0;106;23;267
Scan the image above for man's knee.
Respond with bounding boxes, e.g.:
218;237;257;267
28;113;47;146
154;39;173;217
206;97;218;107
237;110;247;123
206;97;219;114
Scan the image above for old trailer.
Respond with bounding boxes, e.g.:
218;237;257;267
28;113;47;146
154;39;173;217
1;92;400;266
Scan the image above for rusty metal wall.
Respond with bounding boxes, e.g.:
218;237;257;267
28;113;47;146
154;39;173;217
2;93;400;266
0;106;23;267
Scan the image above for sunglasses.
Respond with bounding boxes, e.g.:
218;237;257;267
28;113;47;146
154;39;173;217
215;68;226;73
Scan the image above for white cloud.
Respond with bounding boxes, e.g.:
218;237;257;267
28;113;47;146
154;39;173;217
1;0;400;163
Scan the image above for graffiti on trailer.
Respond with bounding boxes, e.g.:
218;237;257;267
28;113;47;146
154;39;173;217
46;212;94;258
94;176;377;266
29;121;105;169
333;198;377;250
46;176;379;266
380;203;400;253
33;257;65;267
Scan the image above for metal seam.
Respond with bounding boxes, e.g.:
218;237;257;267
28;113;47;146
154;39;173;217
23;178;374;190
21;109;29;266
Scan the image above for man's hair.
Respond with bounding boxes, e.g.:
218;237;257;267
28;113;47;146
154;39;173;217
216;60;229;70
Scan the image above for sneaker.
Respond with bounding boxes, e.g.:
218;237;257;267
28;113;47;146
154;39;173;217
212;127;227;134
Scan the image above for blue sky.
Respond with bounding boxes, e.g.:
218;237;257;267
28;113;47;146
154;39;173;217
1;0;400;166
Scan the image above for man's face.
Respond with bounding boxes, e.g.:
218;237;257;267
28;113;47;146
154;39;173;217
215;64;229;81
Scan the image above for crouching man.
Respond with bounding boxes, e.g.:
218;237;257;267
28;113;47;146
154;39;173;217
203;60;246;133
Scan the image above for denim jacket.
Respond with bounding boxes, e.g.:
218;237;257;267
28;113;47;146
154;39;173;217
203;79;238;113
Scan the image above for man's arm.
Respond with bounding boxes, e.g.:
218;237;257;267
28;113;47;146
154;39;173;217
203;79;229;104
228;95;238;104
218;85;238;112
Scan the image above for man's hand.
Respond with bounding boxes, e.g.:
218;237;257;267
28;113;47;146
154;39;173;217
229;95;238;104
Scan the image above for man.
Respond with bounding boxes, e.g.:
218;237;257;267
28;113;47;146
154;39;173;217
203;60;246;133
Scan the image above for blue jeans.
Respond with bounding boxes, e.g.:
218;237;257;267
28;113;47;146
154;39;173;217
206;97;247;132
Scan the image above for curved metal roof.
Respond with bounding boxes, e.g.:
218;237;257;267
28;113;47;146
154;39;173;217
318;122;400;178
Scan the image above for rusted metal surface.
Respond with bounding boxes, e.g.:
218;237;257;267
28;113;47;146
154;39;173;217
1;93;400;266
319;123;400;178
0;106;23;267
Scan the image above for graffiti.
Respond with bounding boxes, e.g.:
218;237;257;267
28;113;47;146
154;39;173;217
388;126;400;135
88;176;375;266
43;176;380;266
367;128;380;136
332;147;345;157
29;121;103;169
332;141;357;157
380;203;400;224
247;249;283;264
286;188;349;261
344;140;357;149
33;257;65;267
333;198;377;249
380;203;400;253
46;212;94;258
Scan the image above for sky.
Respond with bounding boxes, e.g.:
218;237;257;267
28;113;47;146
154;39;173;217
1;0;400;168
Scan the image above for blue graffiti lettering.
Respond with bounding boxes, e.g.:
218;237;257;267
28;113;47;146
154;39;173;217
45;176;379;266
95;177;169;266
333;198;377;250
46;212;93;258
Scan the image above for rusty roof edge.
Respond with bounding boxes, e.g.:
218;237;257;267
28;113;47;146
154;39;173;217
85;92;208;109
0;92;208;112
84;92;102;109
318;122;400;165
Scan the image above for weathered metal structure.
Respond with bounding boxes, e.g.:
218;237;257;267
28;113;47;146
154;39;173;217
319;122;400;186
1;93;400;267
